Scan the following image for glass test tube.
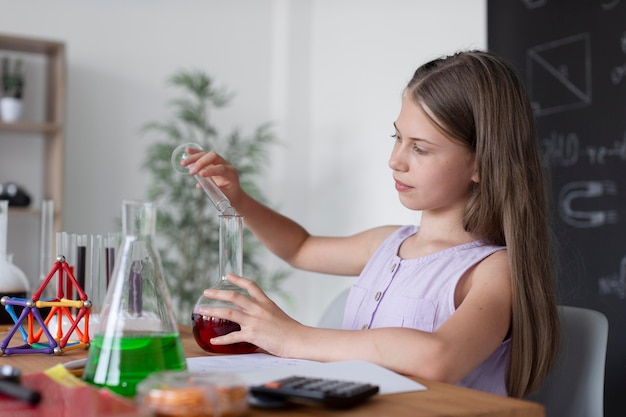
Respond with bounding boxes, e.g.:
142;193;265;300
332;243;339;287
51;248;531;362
76;234;88;295
39;200;54;284
88;234;104;313
104;232;119;288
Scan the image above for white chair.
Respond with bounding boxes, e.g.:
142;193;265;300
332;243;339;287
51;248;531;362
527;305;609;417
317;288;350;329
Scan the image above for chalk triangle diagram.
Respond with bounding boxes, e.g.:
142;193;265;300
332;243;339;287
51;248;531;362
527;32;592;116
0;258;91;355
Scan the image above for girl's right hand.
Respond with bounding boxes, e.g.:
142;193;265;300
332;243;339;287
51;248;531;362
180;147;244;206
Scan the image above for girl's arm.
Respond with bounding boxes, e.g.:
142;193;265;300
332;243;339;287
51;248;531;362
183;148;398;276
232;191;398;275
201;250;512;385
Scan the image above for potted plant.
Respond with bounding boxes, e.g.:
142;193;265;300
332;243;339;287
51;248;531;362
141;69;290;320
1;56;24;122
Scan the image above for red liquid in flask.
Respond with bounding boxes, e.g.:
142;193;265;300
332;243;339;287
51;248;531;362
191;313;257;354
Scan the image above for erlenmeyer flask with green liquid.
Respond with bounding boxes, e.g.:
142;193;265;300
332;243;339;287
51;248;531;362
82;200;186;397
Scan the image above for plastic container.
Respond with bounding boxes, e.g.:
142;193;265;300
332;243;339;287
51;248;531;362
136;371;248;417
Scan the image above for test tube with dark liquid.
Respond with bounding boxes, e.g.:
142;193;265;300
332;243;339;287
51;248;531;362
128;244;144;316
76;234;87;297
105;234;117;288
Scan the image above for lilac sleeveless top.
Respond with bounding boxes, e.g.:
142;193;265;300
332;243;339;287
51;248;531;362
342;225;510;396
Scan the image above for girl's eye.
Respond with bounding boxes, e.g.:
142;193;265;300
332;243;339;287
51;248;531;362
391;132;427;154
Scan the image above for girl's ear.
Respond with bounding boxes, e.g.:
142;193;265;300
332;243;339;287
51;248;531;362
471;163;479;183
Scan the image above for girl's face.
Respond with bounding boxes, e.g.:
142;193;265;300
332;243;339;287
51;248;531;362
389;94;477;214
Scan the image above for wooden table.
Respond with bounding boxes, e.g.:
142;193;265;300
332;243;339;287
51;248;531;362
0;325;544;417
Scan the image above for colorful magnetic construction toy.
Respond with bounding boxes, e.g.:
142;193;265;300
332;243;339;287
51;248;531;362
0;255;92;355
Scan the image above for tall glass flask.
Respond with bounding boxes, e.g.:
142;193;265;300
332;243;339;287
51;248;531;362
191;214;257;354
82;200;186;397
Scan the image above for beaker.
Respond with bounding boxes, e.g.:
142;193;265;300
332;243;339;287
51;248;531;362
82;200;187;397
191;214;257;354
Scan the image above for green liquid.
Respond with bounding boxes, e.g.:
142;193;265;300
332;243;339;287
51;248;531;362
82;333;187;397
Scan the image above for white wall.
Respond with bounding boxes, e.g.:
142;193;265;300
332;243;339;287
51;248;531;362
0;0;486;325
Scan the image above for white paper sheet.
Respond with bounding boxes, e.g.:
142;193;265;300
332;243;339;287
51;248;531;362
186;353;426;395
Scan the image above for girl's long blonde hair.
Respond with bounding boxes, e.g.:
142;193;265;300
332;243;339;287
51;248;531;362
406;50;559;398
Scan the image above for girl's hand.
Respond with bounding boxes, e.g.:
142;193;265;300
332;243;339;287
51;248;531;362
180;148;244;206
197;274;303;357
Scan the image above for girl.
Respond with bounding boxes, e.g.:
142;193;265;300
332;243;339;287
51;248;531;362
182;50;559;398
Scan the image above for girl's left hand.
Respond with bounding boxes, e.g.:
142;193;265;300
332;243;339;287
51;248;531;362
197;274;302;357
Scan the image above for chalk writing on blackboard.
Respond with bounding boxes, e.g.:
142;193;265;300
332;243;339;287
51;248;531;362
601;0;621;11
558;180;618;228
613;62;626;84
540;130;626;166
612;32;626;84
598;255;626;298
522;0;547;9
527;33;591;116
541;130;580;167
582;133;626;164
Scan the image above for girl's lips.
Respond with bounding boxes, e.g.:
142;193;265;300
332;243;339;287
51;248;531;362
394;179;413;192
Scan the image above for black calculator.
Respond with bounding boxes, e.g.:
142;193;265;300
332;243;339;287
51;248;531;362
249;375;379;409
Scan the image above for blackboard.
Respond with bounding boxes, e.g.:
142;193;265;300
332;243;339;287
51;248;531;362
487;1;625;416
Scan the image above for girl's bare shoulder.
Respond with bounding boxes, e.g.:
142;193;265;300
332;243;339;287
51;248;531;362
471;248;511;288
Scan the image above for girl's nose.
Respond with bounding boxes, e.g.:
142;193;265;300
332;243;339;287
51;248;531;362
388;144;408;172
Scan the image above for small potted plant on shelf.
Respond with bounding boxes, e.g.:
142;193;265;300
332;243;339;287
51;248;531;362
1;56;25;123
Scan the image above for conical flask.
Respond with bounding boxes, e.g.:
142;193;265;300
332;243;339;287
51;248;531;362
82;200;186;397
191;214;257;354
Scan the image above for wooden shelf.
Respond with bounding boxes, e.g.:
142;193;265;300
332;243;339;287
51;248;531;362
0;121;61;134
0;33;63;55
0;32;65;232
